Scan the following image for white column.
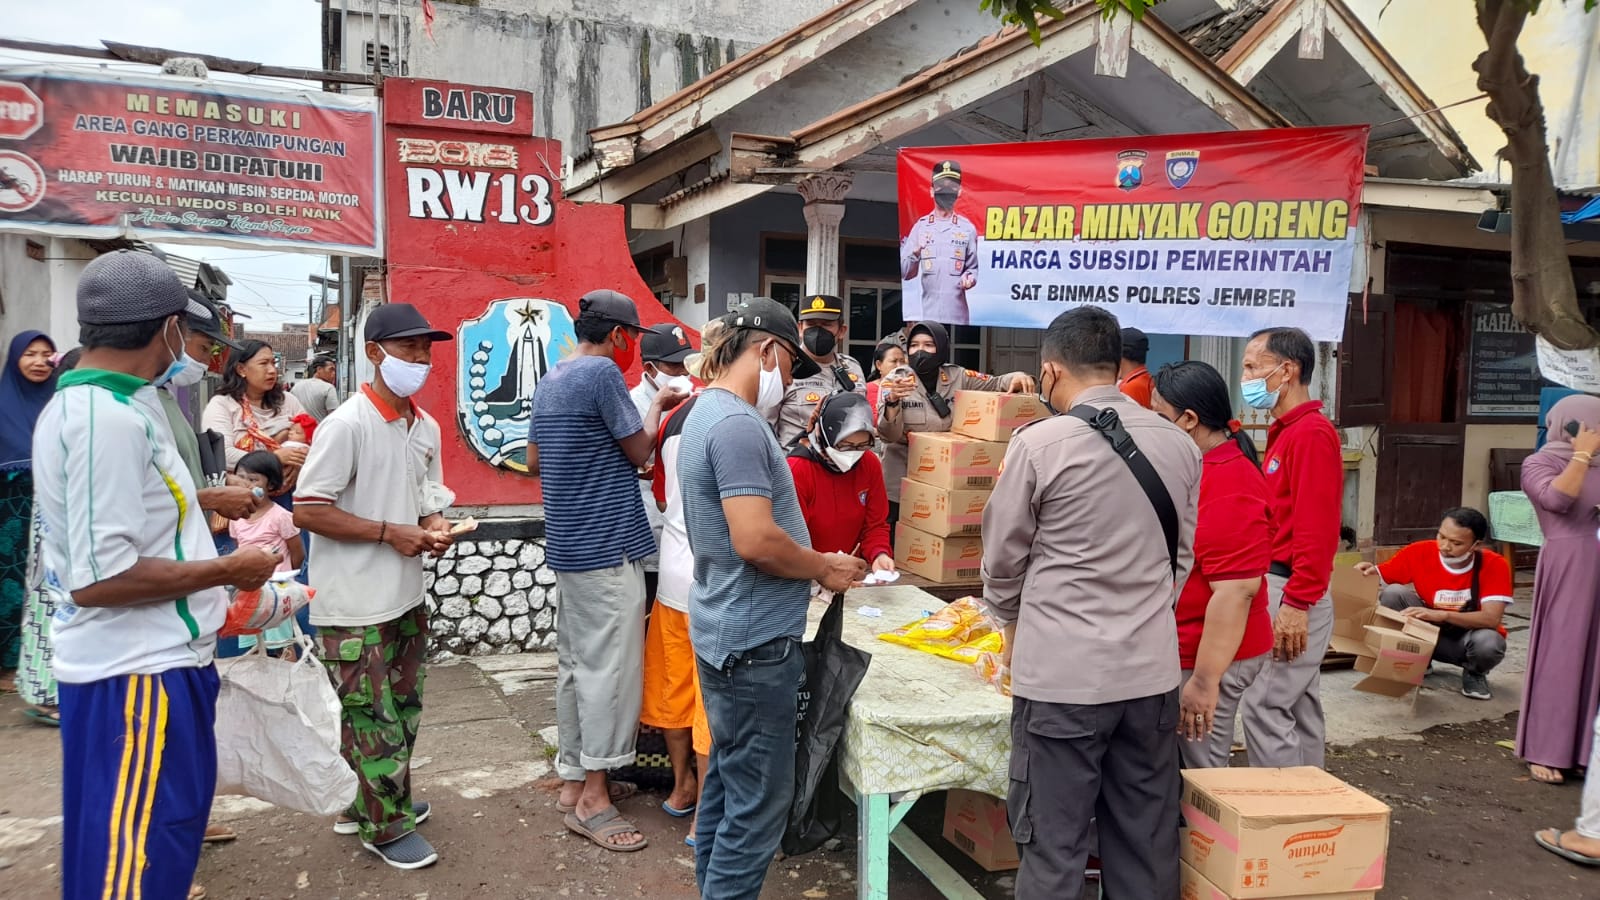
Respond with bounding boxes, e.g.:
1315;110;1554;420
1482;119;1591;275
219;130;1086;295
798;172;853;297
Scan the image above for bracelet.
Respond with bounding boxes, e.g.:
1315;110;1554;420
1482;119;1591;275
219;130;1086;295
377;521;388;544
1574;451;1592;462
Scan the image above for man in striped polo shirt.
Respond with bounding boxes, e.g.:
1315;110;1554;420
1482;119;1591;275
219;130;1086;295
34;251;280;900
678;298;866;898
528;289;687;853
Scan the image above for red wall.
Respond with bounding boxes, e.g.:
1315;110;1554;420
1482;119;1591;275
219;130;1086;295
382;78;687;507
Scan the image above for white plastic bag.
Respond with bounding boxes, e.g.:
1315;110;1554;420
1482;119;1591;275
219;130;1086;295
215;632;358;816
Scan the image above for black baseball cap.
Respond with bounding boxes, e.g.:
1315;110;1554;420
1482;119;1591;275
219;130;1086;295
577;289;644;331
642;324;695;363
725;297;819;378
365;303;452;343
1120;327;1149;362
185;290;242;351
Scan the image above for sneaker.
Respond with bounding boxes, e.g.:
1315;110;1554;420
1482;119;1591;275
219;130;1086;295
1462;672;1492;701
335;801;431;835
362;831;439;870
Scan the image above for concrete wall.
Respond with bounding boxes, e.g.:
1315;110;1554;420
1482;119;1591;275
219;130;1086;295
0;236;95;349
334;0;837;155
1463;424;1539;513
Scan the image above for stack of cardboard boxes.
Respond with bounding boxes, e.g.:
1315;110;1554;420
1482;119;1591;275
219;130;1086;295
1180;767;1392;900
894;391;1048;584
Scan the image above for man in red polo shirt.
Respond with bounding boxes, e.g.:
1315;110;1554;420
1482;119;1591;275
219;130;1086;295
1238;326;1342;769
1355;507;1510;700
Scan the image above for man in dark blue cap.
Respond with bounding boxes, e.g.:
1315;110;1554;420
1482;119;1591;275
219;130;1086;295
901;159;980;325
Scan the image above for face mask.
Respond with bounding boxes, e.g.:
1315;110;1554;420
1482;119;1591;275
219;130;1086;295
663;375;693;396
1037;367;1059;416
756;342;785;417
612;330;639;373
1440;550;1475;567
825;447;866;472
378;346;431;398
165;353;208;388
803;326;837;358
909;350;941;379
151;319;189;388
1241;364;1284;411
933;191;958;212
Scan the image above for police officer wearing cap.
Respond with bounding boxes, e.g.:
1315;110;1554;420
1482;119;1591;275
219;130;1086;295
901;160;980;326
773;294;867;448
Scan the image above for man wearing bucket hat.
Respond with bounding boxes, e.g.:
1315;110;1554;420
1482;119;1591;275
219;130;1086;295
676;297;864;897
773;294;867;448
295;302;457;869
33;250;281;900
901;159;980;326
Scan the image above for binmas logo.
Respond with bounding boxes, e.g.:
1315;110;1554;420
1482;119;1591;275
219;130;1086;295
1283;825;1344;859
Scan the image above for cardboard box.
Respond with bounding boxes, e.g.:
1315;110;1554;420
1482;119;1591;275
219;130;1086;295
1353;606;1439;697
950;390;1047;442
1329;565;1379;657
942;789;1019;871
899;478;990;536
906;432;1006;491
1181;767;1390;899
1180;861;1376;900
895;524;983;584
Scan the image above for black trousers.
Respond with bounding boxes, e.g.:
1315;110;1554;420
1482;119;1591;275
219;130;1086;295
1008;690;1181;900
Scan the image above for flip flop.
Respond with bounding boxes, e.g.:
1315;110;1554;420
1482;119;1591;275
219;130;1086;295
202;824;238;844
685;834;696;848
22;707;60;727
1535;828;1600;866
555;780;638;814
1530;764;1566;785
662;800;696;818
563;808;648;853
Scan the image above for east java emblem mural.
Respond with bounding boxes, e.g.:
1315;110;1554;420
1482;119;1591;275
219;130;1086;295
458;297;576;472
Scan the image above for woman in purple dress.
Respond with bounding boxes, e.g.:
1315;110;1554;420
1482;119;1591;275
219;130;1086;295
1519;394;1600;784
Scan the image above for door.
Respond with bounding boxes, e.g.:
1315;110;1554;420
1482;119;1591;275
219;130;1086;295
1375;424;1466;545
1337;293;1393;426
987;327;1041;380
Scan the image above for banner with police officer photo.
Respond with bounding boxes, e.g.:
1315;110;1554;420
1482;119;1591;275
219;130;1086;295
896;125;1368;341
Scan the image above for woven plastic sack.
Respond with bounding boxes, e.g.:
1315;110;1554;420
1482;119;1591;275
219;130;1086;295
220;574;315;637
215;629;357;816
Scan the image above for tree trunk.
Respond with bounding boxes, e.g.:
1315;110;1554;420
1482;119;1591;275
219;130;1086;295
1473;0;1599;350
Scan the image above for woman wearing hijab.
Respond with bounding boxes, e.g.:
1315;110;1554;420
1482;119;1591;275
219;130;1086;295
0;330;56;699
877;322;1033;527
1518;393;1600;784
788;392;895;575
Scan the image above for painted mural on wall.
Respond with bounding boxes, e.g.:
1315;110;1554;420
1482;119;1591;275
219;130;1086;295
458;297;576;472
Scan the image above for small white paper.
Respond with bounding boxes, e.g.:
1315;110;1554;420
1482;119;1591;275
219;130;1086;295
861;570;901;585
1536;335;1600;392
857;606;882;618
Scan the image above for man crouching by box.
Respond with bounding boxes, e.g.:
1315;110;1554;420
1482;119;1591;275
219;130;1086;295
1354;506;1510;701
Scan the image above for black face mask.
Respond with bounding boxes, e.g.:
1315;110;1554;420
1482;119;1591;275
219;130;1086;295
910;350;941;380
803;326;836;358
933;192;958;212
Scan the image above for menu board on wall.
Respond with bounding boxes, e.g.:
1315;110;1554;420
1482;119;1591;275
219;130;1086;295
1468;305;1544;416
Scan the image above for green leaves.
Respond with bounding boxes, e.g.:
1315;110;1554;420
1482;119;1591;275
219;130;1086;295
978;0;1159;45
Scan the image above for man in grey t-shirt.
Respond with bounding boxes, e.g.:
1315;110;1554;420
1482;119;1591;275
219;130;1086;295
292;354;341;421
678;297;865;900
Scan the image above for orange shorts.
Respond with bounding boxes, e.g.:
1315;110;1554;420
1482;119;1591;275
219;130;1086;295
641;601;711;757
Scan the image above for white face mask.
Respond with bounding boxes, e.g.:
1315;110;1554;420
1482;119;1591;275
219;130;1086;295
152;319;193;388
168;353;209;387
1440;550;1474;567
664;375;693;396
825;447;866;472
756;343;785;417
378;346;431;398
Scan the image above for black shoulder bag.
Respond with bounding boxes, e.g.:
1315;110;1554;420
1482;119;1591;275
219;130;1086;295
1067;405;1180;575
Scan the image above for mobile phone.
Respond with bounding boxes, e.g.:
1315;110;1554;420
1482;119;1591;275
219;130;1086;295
1567;420;1581;438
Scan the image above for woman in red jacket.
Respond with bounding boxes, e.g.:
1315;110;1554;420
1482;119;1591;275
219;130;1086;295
787;392;896;576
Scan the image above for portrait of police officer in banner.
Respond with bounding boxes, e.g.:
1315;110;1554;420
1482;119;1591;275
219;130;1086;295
900;159;979;326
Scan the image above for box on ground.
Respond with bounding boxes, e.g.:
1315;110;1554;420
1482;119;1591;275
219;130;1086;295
942;789;1018;871
951;391;1047;442
1181;766;1390;899
900;478;989;537
1329;567;1440;696
1181;861;1375;900
896;524;983;584
906;431;1006;491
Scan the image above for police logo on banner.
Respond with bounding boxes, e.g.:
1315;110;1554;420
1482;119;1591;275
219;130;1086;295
1116;149;1148;192
1165;150;1200;189
458;298;577;473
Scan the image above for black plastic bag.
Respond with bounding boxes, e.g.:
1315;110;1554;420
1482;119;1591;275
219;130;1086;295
782;591;871;855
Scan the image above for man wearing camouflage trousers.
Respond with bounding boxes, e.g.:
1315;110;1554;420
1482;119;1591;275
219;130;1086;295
295;304;456;870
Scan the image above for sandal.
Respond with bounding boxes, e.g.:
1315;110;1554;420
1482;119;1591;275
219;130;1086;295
22;707;60;727
563;807;648;853
1530;764;1566;785
1534;828;1600;866
203;823;238;843
188;886;207;900
556;780;638;814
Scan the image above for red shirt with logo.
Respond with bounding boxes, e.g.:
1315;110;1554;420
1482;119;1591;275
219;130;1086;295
1263;400;1343;610
1177;440;1274;669
786;452;892;563
1377;542;1514;636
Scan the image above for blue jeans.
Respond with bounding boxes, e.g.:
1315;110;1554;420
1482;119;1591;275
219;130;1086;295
694;636;803;900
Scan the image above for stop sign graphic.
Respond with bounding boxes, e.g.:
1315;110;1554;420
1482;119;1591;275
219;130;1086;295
0;81;43;141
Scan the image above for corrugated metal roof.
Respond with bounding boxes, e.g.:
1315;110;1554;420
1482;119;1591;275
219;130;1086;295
161;252;203;290
1183;0;1276;61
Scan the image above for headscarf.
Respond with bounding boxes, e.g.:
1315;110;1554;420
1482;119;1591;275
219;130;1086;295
1541;393;1600;467
0;330;57;471
789;392;876;473
907;322;951;393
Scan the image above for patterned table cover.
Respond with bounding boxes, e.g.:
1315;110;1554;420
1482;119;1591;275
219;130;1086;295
811;584;1013;802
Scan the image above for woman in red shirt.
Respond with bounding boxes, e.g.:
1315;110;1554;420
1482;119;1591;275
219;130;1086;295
1151;362;1275;768
787;392;895;576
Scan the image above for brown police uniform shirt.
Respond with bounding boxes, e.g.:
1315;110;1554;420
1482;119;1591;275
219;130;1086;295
774;354;867;448
877;363;1018;502
980;385;1202;706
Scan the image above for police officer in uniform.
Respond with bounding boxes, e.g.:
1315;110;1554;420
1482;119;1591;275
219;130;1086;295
775;294;867;447
878;321;1034;526
901;160;979;326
